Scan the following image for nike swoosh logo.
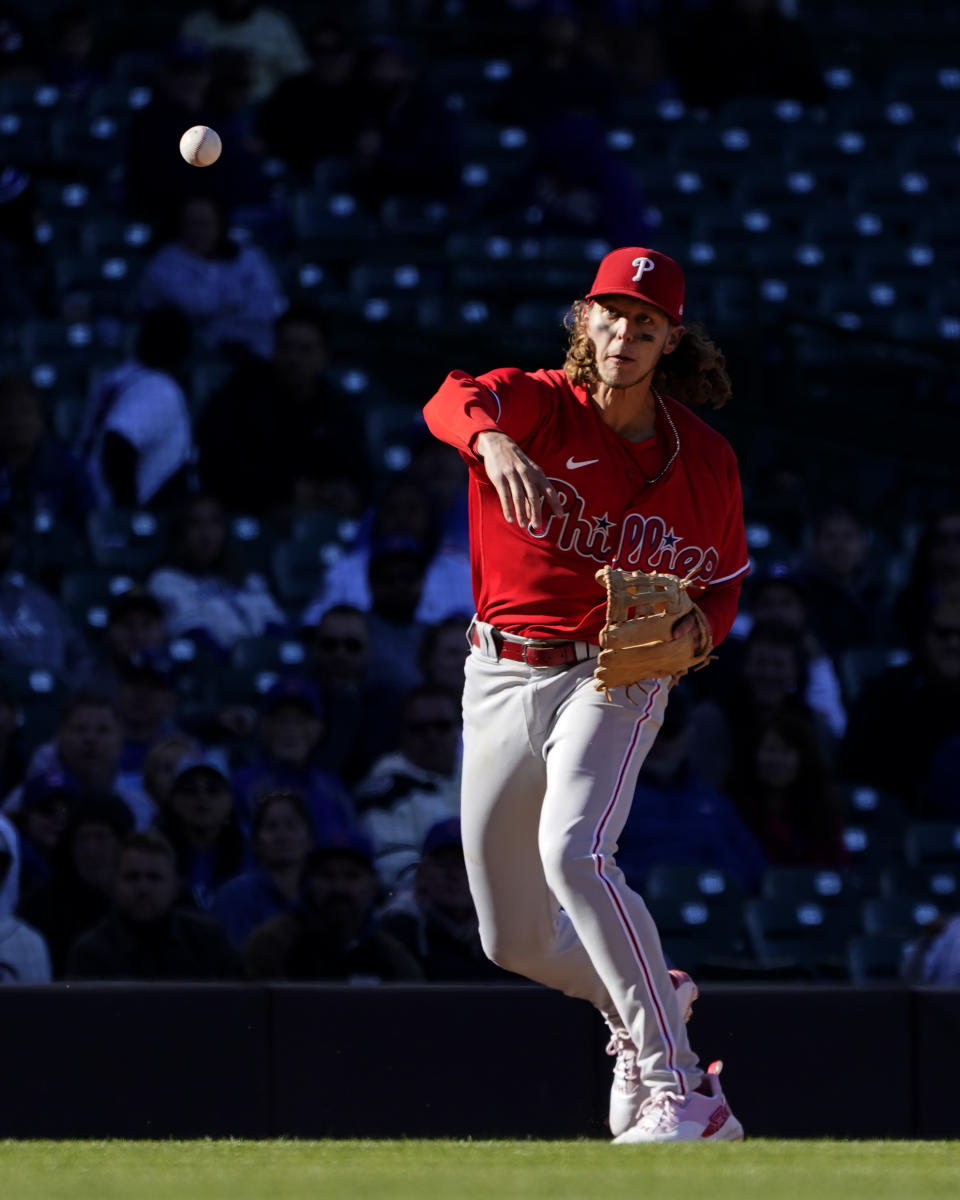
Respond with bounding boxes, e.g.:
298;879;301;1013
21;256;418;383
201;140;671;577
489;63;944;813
566;457;599;470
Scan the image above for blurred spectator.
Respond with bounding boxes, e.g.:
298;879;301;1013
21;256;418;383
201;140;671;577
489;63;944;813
0;680;27;800
113;651;181;784
0;811;19;914
258;20;362;180
125;40;215;221
65;828;239;980
302;476;474;628
894;506;960;642
155;754;250;910
212;788;313;949
617;687;767;894
379;817;509;981
19;793;134;977
8;770;74;900
137;195;284;361
0;506;94;686
42;3;105;103
419;616;471;701
148;493;286;653
196;305;370;515
180;0;309;104
795;505;888;660
0;816;51;983
355;684;461;889
231;677;357;844
78;308;194;511
903;914;960;985
0;3;42;84
726;711;846;867
364;536;433;694
665;0;826;109
0;373;95;530
93;588;169;694
305;604;402;784
926;734;960;819
688;619;830;788
590;16;678;103
6;692;152;830
243;835;423;981
407;438;469;556
0;167;49;322
142;733;202;813
495;7;621;128
727;574;847;737
350;35;462;211
840;593;960;816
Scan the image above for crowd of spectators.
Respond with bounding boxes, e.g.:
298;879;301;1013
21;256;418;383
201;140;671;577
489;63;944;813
0;0;958;988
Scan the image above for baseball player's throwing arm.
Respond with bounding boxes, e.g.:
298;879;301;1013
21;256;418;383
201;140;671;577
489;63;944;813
475;431;563;530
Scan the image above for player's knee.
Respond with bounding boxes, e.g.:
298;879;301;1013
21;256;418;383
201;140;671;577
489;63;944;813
480;929;547;975
539;831;591;897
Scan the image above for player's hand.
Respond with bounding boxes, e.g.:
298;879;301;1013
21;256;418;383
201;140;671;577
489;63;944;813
672;613;701;649
475;431;563;529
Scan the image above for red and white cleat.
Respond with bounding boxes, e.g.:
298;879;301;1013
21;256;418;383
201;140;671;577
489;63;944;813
611;1061;744;1144
606;969;700;1138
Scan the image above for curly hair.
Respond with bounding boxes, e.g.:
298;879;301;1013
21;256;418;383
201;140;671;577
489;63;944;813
561;300;732;409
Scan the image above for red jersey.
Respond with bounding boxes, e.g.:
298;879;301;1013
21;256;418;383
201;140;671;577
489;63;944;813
423;366;749;644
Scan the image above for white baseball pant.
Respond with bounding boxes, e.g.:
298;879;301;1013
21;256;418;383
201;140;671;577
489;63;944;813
461;620;702;1097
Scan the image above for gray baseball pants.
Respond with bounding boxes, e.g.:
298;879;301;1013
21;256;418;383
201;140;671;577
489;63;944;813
461;621;702;1097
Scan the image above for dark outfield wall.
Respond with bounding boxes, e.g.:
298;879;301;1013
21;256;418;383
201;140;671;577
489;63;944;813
0;984;956;1139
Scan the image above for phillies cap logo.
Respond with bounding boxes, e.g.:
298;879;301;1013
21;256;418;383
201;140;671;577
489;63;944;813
586;247;685;325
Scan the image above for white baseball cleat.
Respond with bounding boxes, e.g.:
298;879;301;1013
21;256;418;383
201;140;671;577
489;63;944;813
611;1062;744;1144
606;969;699;1138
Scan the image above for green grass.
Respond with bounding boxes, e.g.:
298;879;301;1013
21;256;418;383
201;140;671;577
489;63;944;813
1;1140;957;1200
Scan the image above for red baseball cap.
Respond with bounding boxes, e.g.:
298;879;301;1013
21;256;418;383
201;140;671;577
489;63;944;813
585;247;685;324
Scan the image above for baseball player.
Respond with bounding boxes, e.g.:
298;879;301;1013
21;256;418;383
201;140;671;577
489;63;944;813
422;247;748;1143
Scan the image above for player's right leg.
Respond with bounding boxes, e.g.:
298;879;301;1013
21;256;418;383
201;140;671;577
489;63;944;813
460;643;614;1009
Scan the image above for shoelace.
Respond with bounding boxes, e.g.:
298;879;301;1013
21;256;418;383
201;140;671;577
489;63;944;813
635;1090;686;1133
605;1027;639;1090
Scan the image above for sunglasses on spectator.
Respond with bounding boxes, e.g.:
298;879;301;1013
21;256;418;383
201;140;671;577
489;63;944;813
319;637;366;653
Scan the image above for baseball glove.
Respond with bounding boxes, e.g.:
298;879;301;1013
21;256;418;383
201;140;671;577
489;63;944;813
593;566;714;694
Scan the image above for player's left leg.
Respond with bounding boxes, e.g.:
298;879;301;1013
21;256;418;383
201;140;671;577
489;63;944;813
539;674;701;1098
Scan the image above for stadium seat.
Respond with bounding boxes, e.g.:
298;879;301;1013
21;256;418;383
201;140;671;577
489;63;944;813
744;896;861;975
861;896;942;939
289;509;357;547
838;646;912;703
0;662;70;750
837;783;907;832
880;866;960;911
643;865;744;907
59;569;138;636
0;111;53;167
271;540;333;606
760;867;865;906
904;822;960;867
87;510;166;574
846;934;907;985
231;636;308;675
647;897;750;965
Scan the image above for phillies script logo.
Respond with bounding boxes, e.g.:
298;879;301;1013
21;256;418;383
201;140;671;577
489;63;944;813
632;256;655;279
528;480;720;581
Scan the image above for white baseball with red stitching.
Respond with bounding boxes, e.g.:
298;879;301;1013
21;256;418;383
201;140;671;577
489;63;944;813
179;125;222;167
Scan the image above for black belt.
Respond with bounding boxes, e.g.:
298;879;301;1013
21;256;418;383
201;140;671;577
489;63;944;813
470;627;598;668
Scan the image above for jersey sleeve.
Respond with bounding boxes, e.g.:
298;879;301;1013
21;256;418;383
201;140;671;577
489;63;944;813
696;446;749;648
422;367;550;465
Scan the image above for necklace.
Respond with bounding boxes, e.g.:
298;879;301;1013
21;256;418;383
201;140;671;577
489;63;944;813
643;389;680;488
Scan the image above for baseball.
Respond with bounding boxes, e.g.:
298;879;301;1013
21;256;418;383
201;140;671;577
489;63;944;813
179;125;222;167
